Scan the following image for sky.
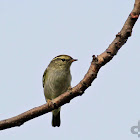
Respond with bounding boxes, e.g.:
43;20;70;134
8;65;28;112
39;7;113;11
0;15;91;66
0;0;140;139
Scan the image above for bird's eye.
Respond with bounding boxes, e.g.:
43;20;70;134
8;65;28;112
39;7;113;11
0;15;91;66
61;59;65;62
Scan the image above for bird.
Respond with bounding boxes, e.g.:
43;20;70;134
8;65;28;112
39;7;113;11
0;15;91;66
42;55;77;127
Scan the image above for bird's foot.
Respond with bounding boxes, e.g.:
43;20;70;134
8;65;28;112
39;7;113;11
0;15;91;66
67;86;72;91
47;99;53;107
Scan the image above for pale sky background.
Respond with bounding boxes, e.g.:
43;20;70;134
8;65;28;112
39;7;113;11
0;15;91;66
0;0;140;140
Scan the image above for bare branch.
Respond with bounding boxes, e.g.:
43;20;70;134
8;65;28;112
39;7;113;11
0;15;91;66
0;0;140;130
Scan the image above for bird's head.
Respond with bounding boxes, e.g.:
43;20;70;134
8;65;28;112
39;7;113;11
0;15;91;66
49;55;77;70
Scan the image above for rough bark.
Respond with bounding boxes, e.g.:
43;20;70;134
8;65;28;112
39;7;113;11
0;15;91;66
0;0;140;130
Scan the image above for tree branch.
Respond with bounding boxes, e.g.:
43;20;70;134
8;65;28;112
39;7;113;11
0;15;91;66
0;0;140;130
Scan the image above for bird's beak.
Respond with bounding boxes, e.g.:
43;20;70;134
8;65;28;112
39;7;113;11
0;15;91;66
71;59;78;62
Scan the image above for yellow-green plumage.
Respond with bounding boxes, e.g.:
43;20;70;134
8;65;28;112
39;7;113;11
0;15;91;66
43;55;77;127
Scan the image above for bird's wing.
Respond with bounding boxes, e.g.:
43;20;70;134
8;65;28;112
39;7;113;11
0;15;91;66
42;68;47;88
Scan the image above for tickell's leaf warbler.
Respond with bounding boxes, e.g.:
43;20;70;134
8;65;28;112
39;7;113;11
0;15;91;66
42;55;77;127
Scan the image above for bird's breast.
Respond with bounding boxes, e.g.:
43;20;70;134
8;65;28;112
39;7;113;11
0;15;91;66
44;69;71;100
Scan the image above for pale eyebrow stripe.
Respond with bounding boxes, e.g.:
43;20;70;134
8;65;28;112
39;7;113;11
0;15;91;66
52;57;69;62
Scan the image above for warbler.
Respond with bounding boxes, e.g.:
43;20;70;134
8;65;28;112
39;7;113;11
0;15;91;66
42;55;77;127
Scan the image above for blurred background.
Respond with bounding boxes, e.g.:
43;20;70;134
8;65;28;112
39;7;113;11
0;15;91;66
0;0;140;139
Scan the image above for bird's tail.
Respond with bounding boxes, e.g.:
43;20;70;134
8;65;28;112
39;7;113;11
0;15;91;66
52;109;61;127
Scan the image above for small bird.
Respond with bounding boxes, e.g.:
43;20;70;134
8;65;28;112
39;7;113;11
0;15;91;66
42;55;77;127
